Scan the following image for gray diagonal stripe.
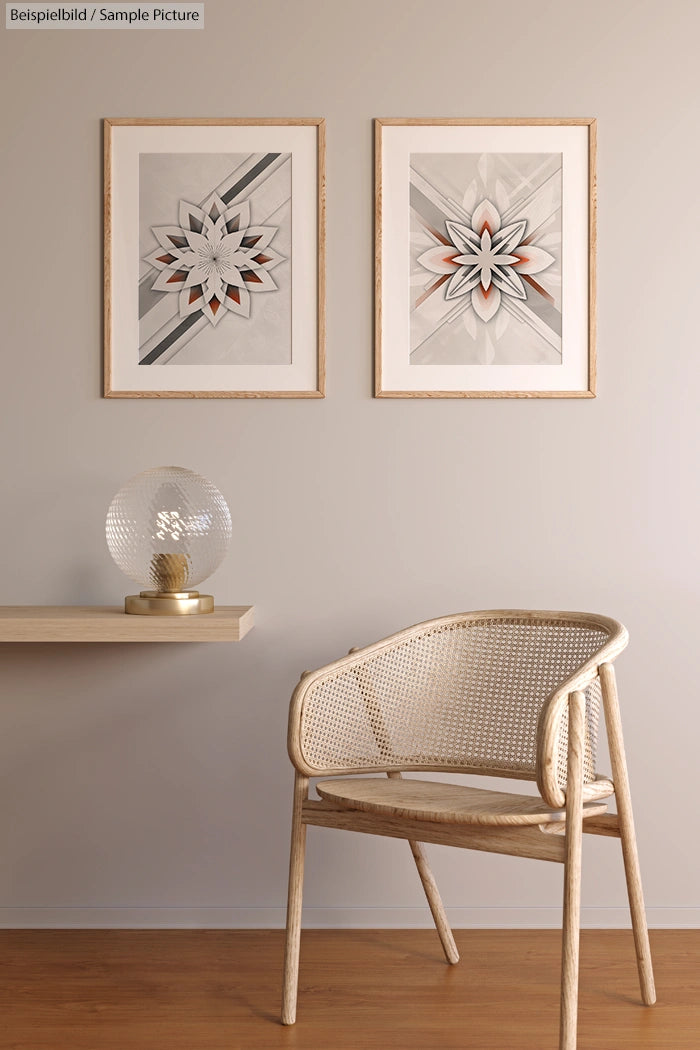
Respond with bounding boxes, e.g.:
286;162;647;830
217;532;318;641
221;152;280;204
140;314;200;365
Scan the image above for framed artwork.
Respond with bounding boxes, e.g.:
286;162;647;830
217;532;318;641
104;118;325;398
375;118;596;398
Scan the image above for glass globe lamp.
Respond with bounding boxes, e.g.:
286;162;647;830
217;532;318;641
106;466;232;615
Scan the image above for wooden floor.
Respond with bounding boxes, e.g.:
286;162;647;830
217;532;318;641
0;929;696;1049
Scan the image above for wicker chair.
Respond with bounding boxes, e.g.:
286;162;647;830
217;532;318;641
281;610;655;1049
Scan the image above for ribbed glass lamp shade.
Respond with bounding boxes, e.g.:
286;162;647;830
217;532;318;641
106;467;232;614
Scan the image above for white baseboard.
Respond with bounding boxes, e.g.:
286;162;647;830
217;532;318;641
0;907;696;929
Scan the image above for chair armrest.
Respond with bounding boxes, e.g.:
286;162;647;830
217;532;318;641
536;623;628;808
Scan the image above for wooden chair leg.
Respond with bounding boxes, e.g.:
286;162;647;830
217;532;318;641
281;773;309;1025
347;656;459;967
560;691;585;1050
600;663;656;1005
408;840;460;964
386;772;459;964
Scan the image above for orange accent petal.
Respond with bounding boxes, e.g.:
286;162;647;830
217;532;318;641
522;274;555;305
415;272;450;308
418;217;451;247
209;298;220;315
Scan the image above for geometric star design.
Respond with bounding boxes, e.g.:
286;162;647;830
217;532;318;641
417;198;555;323
144;192;284;327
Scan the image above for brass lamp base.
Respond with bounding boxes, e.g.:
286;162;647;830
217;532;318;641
125;591;215;615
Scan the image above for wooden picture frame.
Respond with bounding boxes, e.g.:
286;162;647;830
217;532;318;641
375;118;596;398
104;118;325;398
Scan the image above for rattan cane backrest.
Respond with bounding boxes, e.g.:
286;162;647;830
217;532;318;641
288;611;628;807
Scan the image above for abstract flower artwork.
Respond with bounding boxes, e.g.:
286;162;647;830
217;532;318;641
144;194;284;329
416;195;556;327
104;119;325;398
410;152;562;367
376;119;596;397
138;152;292;367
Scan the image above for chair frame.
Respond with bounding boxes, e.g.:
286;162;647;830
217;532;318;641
281;610;655;1049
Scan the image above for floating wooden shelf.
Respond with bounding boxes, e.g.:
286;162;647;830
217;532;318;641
0;606;254;643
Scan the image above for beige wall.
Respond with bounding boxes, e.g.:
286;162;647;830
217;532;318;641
0;0;698;927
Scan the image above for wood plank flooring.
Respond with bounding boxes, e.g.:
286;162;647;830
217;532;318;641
0;929;696;1049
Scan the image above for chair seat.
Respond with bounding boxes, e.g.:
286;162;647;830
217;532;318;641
316;777;608;826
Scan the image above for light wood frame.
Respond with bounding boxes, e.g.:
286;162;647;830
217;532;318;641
375;118;597;398
104;117;325;398
281;611;655;1050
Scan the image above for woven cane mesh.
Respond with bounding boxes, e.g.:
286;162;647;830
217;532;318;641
556;675;603;790
300;618;608;786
